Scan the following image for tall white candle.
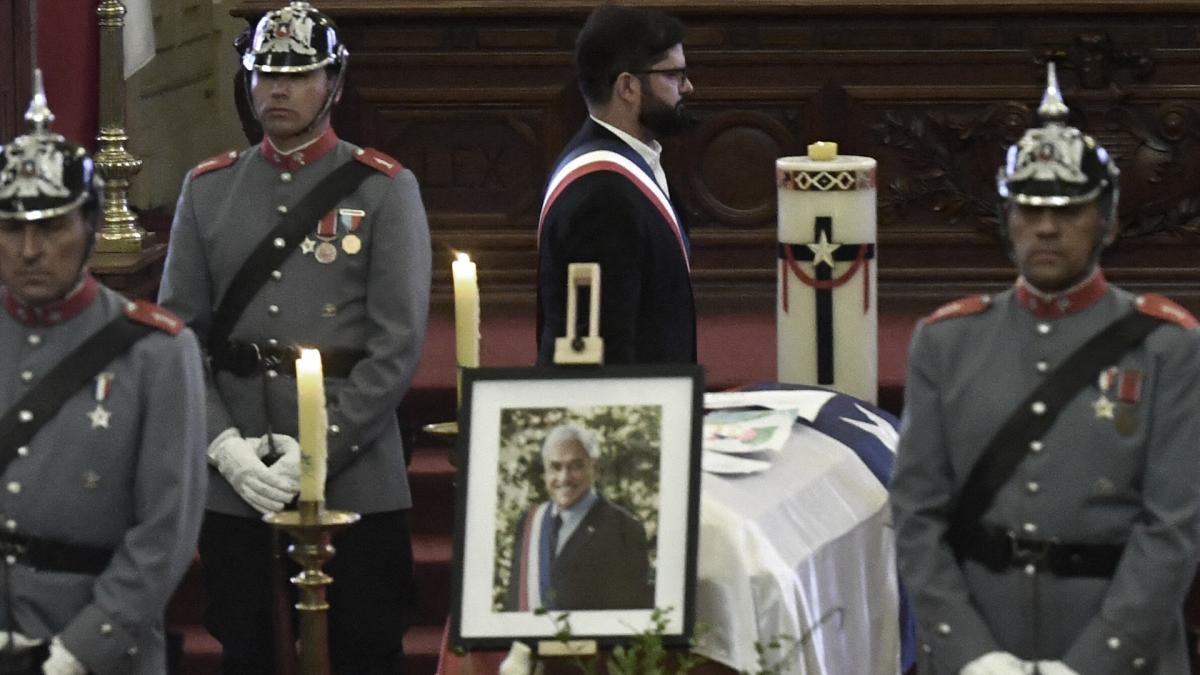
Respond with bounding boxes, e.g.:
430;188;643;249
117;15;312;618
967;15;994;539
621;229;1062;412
452;252;481;368
295;348;328;503
776;143;879;403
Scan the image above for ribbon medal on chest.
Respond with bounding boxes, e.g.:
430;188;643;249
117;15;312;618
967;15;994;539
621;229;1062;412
339;208;364;255
313;210;340;264
1094;366;1144;436
87;371;114;430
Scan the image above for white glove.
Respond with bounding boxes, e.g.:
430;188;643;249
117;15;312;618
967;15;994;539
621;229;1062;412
960;651;1034;675
42;637;86;675
1036;661;1080;675
265;435;302;488
0;630;42;651
498;641;534;675
208;428;297;513
254;433;298;460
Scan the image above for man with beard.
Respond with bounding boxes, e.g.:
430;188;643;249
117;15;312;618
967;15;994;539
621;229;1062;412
537;5;696;364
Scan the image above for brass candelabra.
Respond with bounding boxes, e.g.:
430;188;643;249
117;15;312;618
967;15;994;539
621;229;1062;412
265;501;361;675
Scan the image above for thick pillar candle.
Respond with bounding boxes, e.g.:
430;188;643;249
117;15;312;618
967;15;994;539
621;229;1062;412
295;348;328;503
452;252;480;368
776;143;879;403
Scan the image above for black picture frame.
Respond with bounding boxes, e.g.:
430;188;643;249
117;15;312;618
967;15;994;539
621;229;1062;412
450;364;704;651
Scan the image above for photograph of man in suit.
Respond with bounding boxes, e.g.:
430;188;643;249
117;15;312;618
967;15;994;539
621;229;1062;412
504;424;654;611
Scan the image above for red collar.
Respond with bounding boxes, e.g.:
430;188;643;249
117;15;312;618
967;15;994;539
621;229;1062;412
4;273;99;326
1015;270;1108;318
260;127;338;172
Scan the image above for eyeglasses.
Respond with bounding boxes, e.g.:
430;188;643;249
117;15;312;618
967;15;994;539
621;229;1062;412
631;67;689;86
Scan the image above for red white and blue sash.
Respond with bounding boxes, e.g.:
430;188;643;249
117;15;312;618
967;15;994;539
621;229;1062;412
515;502;551;611
538;145;690;270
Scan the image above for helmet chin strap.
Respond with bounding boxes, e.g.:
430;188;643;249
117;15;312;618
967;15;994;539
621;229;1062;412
243;48;349;141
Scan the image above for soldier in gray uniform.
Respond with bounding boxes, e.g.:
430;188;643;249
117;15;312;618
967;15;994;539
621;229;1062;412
891;63;1200;675
158;2;431;673
0;72;207;675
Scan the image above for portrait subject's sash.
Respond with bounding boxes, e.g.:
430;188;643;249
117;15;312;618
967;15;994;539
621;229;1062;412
515;502;551;611
537;141;690;271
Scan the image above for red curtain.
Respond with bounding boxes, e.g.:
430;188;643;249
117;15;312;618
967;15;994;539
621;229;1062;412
37;0;98;149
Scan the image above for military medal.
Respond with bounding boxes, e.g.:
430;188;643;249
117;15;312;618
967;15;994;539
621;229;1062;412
1091;395;1115;420
338;208;365;255
315;241;338;264
87;372;114;429
1114;407;1137;436
314;210;339;264
1113;368;1144;436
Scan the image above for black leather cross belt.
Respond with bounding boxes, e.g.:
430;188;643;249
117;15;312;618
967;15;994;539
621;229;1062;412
952;526;1124;578
0;533;112;576
210;340;365;378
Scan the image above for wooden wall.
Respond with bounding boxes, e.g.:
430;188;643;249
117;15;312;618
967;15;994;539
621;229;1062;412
134;1;1200;314
0;0;32;143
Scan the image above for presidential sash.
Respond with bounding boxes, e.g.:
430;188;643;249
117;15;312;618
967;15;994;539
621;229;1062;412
537;141;690;270
514;502;552;611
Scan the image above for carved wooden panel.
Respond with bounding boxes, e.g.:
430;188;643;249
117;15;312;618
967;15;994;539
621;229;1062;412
0;0;31;142
233;1;1200;314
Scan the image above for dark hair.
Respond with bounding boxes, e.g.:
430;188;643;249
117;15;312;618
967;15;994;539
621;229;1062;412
575;5;685;106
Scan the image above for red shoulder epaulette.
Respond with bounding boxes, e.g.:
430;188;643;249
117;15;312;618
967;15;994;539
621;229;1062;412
125;299;185;336
925;294;992;325
354;147;403;177
190;150;239;179
1136;294;1199;330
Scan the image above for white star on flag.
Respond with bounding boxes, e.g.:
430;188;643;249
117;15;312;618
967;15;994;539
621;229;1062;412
840;404;899;452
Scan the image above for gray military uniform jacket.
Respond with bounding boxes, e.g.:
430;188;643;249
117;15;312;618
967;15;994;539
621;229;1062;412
159;129;431;516
891;274;1200;675
0;278;207;675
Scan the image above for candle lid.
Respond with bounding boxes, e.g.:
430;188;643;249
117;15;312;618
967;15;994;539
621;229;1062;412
777;153;876;172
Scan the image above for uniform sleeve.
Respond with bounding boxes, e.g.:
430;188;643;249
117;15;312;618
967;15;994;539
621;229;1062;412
326;169;431;475
1063;327;1200;673
157;175;236;441
59;329;208;673
890;322;1000;672
539;176;646;365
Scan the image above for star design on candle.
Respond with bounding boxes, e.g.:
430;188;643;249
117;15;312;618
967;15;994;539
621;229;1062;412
87;404;111;429
300;237;316;254
1092;395;1115;420
806;230;841;269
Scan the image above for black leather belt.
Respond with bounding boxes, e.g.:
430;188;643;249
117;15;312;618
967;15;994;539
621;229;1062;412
952;526;1124;578
210;340;365;378
0;533;112;576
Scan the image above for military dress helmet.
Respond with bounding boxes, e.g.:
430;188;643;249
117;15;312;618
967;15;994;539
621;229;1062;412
997;61;1120;207
242;1;347;73
0;69;96;221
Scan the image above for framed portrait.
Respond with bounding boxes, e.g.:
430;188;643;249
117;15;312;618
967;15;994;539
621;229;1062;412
450;364;704;650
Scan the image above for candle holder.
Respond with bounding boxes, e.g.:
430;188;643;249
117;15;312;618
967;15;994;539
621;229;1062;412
264;501;361;675
94;0;148;255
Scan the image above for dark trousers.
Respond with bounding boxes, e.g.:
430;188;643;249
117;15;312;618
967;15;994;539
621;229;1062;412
199;510;414;675
0;644;57;675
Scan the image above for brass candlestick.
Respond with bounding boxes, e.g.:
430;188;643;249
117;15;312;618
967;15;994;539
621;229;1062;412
94;0;146;254
265;501;361;675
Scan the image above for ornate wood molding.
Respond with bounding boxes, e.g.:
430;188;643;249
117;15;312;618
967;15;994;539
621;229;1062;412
231;2;1200;315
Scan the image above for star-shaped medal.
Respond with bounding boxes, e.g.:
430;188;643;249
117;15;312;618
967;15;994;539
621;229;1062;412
1092;395;1115;420
87;404;111;429
300;237;316;254
806;231;841;269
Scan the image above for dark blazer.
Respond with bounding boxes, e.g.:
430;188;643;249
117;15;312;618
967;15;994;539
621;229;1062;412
537;119;696;365
506;495;654;611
